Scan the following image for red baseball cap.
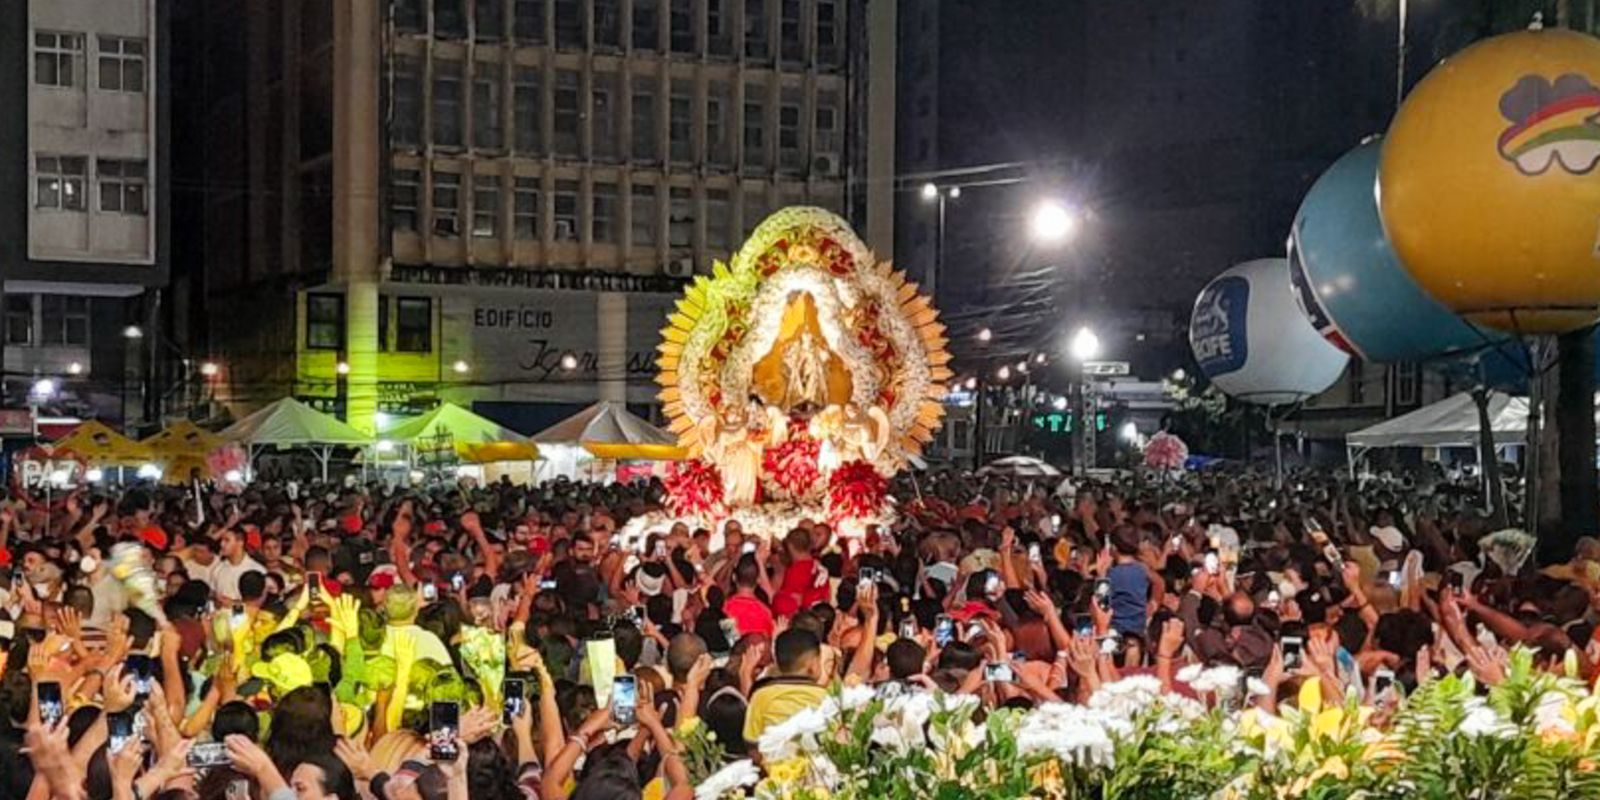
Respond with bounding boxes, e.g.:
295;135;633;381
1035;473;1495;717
341;514;363;534
528;535;551;557
139;525;169;552
368;571;396;590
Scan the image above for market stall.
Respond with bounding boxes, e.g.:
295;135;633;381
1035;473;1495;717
220;398;372;480
531;401;684;481
380;402;539;483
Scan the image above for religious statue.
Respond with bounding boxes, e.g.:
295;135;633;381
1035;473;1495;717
780;330;834;411
697;400;778;508
809;402;893;473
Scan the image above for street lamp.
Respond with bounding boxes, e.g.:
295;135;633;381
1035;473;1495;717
336;361;351;375
977;327;992;344
1069;326;1101;362
920;182;939;201
452;359;470;374
199;361;220;378
31;378;56;398
67;362;83;375
920;182;963;306
1031;200;1078;243
560;353;579;371
122;324;144;339
997;365;1012;381
1171;368;1186;382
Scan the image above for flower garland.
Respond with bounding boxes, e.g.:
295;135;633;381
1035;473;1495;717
663;459;725;518
827;460;888;522
762;419;821;500
1143;431;1190;471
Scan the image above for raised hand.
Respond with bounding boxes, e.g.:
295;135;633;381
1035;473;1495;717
459;704;497;744
335;737;378;783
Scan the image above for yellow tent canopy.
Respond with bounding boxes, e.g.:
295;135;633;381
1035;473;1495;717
51;420;151;466
140;420;233;483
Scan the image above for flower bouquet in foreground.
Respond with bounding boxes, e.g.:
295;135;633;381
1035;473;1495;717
692;648;1600;799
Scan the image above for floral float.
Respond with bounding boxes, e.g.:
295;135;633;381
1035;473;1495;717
653;207;950;536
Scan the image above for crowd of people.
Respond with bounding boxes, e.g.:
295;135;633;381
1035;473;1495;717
0;464;1595;800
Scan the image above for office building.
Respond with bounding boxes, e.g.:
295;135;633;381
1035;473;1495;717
178;0;897;435
1;0;169;432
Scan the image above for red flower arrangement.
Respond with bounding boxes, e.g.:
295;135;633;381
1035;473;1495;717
763;419;821;498
1143;431;1190;471
827;459;888;521
663;459;724;517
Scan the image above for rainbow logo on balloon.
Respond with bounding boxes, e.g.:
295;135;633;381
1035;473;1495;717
1496;73;1600;176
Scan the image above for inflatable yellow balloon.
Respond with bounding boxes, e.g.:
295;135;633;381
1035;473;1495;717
1380;28;1600;334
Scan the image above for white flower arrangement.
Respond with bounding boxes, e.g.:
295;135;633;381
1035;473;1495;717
695;759;761;800
1456;697;1517;739
757;705;836;760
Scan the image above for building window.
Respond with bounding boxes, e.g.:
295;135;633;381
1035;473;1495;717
378;295;390;351
4;296;33;346
632;0;659;49
513;0;544;41
553;179;579;241
669;80;692;163
1347;360;1367;405
630;184;657;247
35;155;87;211
39;296;89;347
779;0;801;63
472;173;500;238
593;0;620;48
475;0;504;39
742;188;766;236
392;169;421;231
513;177;540;239
707;81;732;165
815;89;840;159
669;0;694;53
706;188;730;252
592;182;618;243
816;0;839;66
708;0;732;56
744;0;768;60
742;84;765;169
669;186;693;248
97;36;145;92
97;159;147;215
513;66;541;154
34;32;83;88
553;70;581;156
777;95;801;171
1395;362;1420;405
472;61;503;150
432;60;465;148
554;0;583;49
432;171;461;236
396;297;432;352
395;0;425;32
306;293;344;350
435;0;466;37
392;56;424;148
592;72;619;160
631;77;657;160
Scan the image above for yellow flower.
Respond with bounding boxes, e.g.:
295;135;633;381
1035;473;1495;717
1028;760;1064;794
766;757;808;784
1298;677;1324;713
1309;756;1349;782
1310;707;1345;741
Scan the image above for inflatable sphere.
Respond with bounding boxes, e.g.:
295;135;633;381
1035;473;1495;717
1379;28;1600;334
1290;139;1512;364
1189;259;1350;406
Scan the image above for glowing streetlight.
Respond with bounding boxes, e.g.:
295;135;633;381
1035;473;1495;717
920;182;939;201
122;324;144;339
336;361;351;375
977;327;993;344
1031;200;1078;243
997;365;1012;381
1053;396;1069;411
964;377;977;390
1069;326;1100;362
1016;360;1029;375
560;353;579;371
199;361;220;377
31;378;56;398
452;359;470;374
947;186;961;199
67;362;83;375
1034;353;1046;365
1171;368;1187;382
223;469;244;483
1120;422;1139;442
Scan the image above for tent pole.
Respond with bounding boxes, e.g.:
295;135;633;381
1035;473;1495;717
319;447;331;482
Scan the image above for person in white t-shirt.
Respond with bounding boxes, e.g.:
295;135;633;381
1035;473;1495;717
199;529;266;602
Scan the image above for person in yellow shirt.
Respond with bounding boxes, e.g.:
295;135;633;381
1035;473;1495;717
742;629;830;743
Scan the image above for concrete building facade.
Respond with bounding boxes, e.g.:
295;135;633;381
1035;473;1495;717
180;0;896;435
1;0;170;431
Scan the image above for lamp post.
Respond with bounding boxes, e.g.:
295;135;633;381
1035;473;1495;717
972;328;991;470
921;182;962;308
1069;326;1100;476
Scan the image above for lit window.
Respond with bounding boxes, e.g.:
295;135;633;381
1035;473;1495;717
472;173;500;238
35;155;87;212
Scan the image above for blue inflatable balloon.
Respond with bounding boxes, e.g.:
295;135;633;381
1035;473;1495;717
1288;139;1512;364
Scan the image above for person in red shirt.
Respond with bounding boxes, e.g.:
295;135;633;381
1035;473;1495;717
723;555;775;638
771;528;829;618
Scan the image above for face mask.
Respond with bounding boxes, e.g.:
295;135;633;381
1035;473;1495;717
79;556;98;574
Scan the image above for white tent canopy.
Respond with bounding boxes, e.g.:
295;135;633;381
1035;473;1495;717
532;401;682;480
1345;391;1528;451
381;402;530;448
221;398;372;479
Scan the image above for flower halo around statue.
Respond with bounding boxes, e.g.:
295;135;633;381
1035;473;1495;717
654;207;951;527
